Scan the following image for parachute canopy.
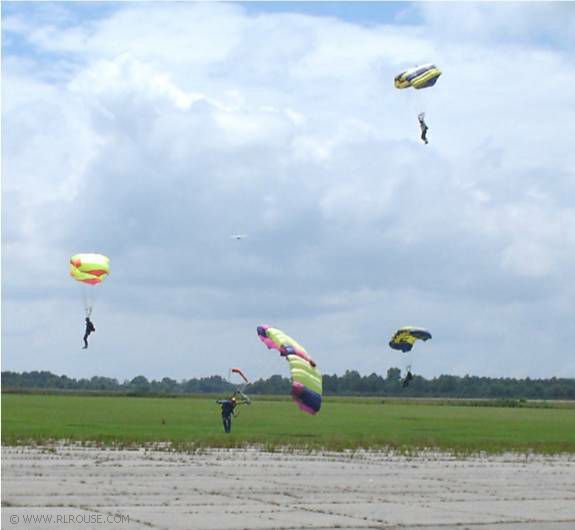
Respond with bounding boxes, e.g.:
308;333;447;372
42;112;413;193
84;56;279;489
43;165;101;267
257;325;322;415
230;368;249;385
70;254;110;285
394;64;441;90
228;368;251;405
389;326;432;352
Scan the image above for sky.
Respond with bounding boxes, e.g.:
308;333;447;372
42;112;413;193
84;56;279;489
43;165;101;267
2;1;575;382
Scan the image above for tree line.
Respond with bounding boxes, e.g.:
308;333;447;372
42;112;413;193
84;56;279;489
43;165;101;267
2;369;574;399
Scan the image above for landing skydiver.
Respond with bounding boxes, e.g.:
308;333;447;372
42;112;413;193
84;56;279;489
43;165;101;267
216;397;237;433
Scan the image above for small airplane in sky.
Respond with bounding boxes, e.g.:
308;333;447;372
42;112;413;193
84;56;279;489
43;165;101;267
230;234;248;240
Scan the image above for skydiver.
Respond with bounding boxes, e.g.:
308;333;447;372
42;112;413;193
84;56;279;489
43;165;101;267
216;396;237;433
418;113;429;144
402;370;414;388
82;316;95;349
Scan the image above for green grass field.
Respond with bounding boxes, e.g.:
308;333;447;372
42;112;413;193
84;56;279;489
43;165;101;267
3;393;575;454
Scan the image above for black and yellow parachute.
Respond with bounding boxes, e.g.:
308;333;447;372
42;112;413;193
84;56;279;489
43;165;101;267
389;326;432;353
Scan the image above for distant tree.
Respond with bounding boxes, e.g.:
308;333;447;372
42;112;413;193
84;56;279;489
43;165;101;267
88;376;119;391
322;374;339;395
128;375;150;394
2;370;575;400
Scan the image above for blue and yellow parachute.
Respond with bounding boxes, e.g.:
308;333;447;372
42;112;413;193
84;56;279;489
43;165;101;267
389;326;432;352
257;325;322;415
394;64;441;90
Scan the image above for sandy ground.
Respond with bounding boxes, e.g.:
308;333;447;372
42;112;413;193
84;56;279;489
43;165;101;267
2;446;575;530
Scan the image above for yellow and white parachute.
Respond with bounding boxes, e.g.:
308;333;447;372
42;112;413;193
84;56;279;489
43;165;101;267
394;64;441;90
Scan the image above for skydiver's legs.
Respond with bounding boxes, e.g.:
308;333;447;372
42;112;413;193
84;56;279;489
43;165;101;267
83;333;88;349
222;415;231;433
421;129;428;144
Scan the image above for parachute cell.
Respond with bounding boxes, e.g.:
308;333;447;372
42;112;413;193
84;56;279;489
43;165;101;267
394;64;441;90
389;326;432;352
257;325;322;415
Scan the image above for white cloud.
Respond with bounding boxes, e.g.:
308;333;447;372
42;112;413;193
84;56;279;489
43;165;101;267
2;2;575;380
418;3;575;47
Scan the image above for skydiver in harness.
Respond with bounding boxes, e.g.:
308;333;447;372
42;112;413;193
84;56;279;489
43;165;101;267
418;113;429;144
216;397;237;433
82;316;95;349
402;370;414;388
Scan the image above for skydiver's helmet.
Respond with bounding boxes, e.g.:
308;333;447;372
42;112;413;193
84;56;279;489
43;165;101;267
257;326;267;337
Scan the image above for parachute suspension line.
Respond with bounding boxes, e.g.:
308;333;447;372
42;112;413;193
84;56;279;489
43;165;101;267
85;282;102;318
81;284;92;317
226;368;235;398
228;369;251;403
403;352;413;379
404;92;421;141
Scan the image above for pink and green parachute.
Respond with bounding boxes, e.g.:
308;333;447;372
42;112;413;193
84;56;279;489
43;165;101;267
70;254;110;285
257;325;322;415
69;253;110;316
